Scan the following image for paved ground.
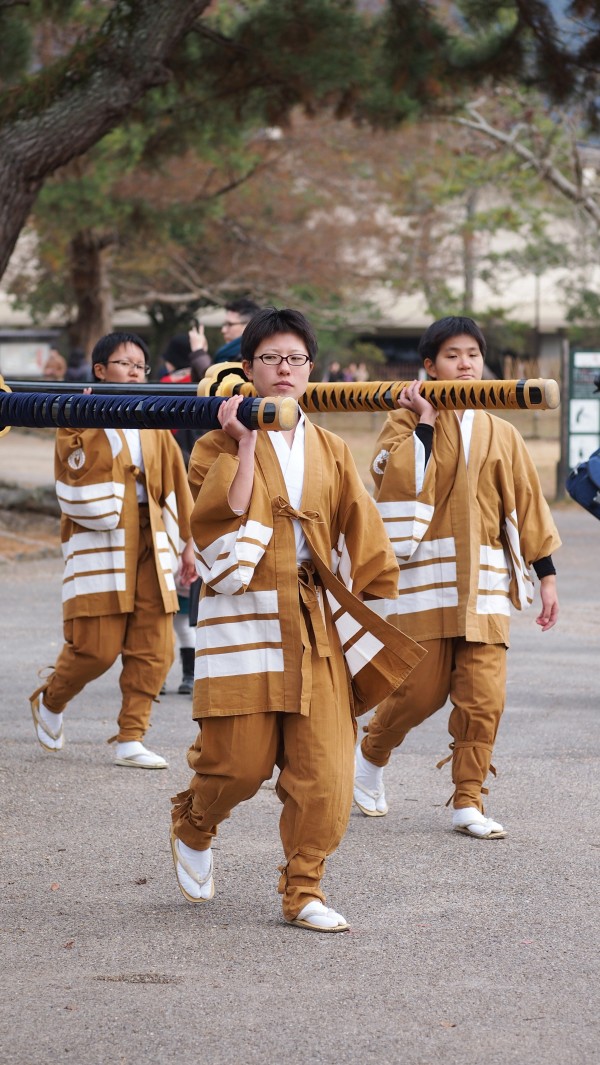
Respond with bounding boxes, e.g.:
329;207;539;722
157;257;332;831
0;427;55;487
0;433;598;1065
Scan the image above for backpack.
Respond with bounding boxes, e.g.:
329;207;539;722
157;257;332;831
566;447;600;520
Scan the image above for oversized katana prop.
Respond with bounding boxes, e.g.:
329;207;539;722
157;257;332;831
302;377;560;412
0;376;299;439
0;368;560;440
194;365;560;412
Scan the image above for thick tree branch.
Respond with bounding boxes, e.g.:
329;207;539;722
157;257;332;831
0;0;210;278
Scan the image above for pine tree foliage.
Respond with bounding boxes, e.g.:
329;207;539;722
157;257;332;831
3;0;600;349
450;1;600;127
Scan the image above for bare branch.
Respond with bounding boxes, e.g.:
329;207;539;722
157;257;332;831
454;104;600;226
193;153;285;204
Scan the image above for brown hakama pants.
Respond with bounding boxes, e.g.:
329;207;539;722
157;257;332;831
31;516;174;742
361;637;507;811
171;567;356;921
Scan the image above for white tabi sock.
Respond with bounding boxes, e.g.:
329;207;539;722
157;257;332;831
39;699;63;748
116;740;147;759
178;840;212;878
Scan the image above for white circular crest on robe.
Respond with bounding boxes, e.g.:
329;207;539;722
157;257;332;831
68;447;85;470
372;449;389;476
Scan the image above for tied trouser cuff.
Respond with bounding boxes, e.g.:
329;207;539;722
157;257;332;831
436;740;496;812
278;847;327;923
441;639;506;811
170;786;226;852
29;680;60;714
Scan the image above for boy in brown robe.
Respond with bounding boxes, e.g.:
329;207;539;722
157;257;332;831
354;316;560;839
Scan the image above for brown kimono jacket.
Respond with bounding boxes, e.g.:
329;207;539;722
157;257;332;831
188;418;426;719
371;409;561;646
55;427;192;620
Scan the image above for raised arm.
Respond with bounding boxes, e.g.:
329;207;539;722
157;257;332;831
188;430;272;595
371;406;438;563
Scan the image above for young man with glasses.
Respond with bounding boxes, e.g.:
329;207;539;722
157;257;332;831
170;308;424;932
30;332;196;769
211;298;261;364
159;300;261;384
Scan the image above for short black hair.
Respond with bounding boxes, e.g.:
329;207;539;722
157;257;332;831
161;333;191;370
67;348;86;367
418;316;487;364
241;308;318;362
91;332;151;377
226;298;261;322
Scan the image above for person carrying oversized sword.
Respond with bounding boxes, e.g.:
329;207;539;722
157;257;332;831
170;307;425;932
354;316;561;839
29;331;196;769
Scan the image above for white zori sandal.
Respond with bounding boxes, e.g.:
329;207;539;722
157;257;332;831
353;747;388;817
170;830;214;903
30;693;64;752
114;741;167;769
452;806;507;839
290;900;349;933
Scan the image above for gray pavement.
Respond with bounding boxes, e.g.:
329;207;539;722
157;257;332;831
0;428;55;488
1;475;599;1063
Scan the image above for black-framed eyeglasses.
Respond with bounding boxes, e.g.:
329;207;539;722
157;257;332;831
256;353;310;367
107;359;150;374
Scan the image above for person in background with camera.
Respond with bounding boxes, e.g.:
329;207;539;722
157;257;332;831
160;300;262;389
29;331;195;768
354;316;561;839
189;298;261;366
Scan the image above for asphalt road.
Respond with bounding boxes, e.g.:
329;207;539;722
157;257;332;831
1;503;598;1065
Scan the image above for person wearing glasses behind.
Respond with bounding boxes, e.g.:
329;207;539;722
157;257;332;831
190;298;261;366
29;332;196;769
170;308;424;932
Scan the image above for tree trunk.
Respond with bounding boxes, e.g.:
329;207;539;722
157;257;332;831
462;189;478;316
0;0;211;280
68;231;116;356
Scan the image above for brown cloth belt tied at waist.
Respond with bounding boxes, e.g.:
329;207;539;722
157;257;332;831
132;466;151;527
273;495;331;658
297;562;331;658
137;502;151;528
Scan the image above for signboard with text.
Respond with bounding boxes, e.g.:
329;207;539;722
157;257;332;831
568;352;600;467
